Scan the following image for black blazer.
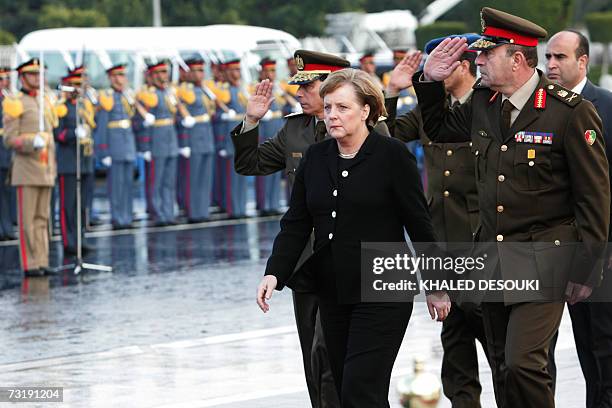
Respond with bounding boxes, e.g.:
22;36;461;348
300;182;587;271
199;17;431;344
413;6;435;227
264;130;437;303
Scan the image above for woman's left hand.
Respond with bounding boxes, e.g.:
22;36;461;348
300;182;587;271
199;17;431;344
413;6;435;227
256;275;278;313
426;291;451;321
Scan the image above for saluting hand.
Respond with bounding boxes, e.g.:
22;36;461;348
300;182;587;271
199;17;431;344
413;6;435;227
246;79;275;126
426;291;451;321
386;51;423;95
256;275;278;313
423;37;468;82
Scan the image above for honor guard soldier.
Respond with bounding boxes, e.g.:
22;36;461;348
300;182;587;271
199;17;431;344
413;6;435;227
280;56;301;116
135;67;156;217
359;51;384;90
230;49;354;408
55;68;95;255
0;66;16;240
209;63;230;210
254;57;285;216
176;57;216;222
216;58;248;218
3;58;59;276
413;8;610;408
382;49;418;115
386;33;491;408
137;60;180;226
96;63;139;229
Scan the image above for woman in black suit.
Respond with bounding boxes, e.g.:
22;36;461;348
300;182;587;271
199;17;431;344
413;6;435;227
256;69;450;407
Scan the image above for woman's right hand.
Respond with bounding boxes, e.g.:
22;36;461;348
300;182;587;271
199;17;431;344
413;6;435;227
256;275;278;313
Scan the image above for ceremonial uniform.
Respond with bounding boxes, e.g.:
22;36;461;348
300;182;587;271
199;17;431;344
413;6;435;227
138;61;179;225
0;67;16;240
176;58;216;221
413;8;610;408
54;69;96;254
97;64;138;228
3;58;58;274
382;50;418;116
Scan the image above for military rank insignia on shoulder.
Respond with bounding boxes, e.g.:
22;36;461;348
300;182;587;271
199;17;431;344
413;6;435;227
545;83;581;107
284;111;306;119
99;89;114;111
2;93;23;118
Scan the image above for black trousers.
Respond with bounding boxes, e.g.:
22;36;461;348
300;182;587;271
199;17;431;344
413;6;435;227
318;300;413;408
441;303;489;408
567;302;612;408
293;291;341;408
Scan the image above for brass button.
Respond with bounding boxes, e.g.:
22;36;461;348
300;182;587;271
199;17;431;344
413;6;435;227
501;145;508;152
475;150;479;156
328;233;333;240
331;211;336;218
443;191;450;197
554;239;561;246
333;189;338;197
341;170;349;178
496;234;504;242
497;205;504;213
446;149;453;156
528;161;535;167
498;174;505;182
444;170;451;177
428;141;433;146
469;142;473;147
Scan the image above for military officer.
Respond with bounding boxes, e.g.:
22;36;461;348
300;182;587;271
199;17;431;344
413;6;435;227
54;68;95;255
386;34;491;408
176;57;216;222
96;63;139;229
382;49;418;116
254;58;285;216
0;66;16;240
3;58;59;276
136;67;156;218
217;58;248;218
137;60;180;226
359;51;384;90
413;8;610;408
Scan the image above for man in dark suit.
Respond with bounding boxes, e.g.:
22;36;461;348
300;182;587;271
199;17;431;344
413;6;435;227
546;29;612;408
414;7;610;408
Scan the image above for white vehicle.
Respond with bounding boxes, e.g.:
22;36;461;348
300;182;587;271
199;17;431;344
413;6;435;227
16;25;301;87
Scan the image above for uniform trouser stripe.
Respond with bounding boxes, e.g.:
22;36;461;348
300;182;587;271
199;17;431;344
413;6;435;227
17;186;28;270
59;176;68;248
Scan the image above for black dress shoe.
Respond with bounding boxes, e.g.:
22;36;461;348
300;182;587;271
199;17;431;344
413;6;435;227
24;269;45;277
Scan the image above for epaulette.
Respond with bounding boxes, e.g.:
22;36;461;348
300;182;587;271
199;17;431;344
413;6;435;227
178;82;196;105
137;87;158;108
55;99;68;118
2;93;23;118
284;112;306;119
545;83;582;107
99;89;114;112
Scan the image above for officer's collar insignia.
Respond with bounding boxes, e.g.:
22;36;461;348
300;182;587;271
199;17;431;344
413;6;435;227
557;89;568;98
585;130;597;146
534;88;546;109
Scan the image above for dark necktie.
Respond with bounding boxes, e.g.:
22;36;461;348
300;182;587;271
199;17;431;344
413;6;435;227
501;99;515;132
315;120;327;142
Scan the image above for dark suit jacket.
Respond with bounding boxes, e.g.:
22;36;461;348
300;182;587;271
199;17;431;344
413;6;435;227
264;130;437;303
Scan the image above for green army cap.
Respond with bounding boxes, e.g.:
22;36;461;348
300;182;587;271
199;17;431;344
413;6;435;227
468;7;548;51
288;50;350;85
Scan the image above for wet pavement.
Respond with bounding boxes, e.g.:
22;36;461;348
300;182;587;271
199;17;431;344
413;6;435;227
0;182;587;407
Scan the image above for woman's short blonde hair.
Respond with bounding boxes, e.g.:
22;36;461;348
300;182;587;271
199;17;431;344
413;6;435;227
319;68;387;126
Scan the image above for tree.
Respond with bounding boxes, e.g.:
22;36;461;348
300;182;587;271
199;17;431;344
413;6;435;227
38;5;109;28
585;12;612;80
0;29;16;45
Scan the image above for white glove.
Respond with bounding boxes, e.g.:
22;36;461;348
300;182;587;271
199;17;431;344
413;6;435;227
142;151;152;162
181;116;196;128
101;156;112;167
218;149;228;158
144;113;156;127
32;134;46;149
262;110;273;121
75;125;87;139
221;109;237;121
179;146;191;158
